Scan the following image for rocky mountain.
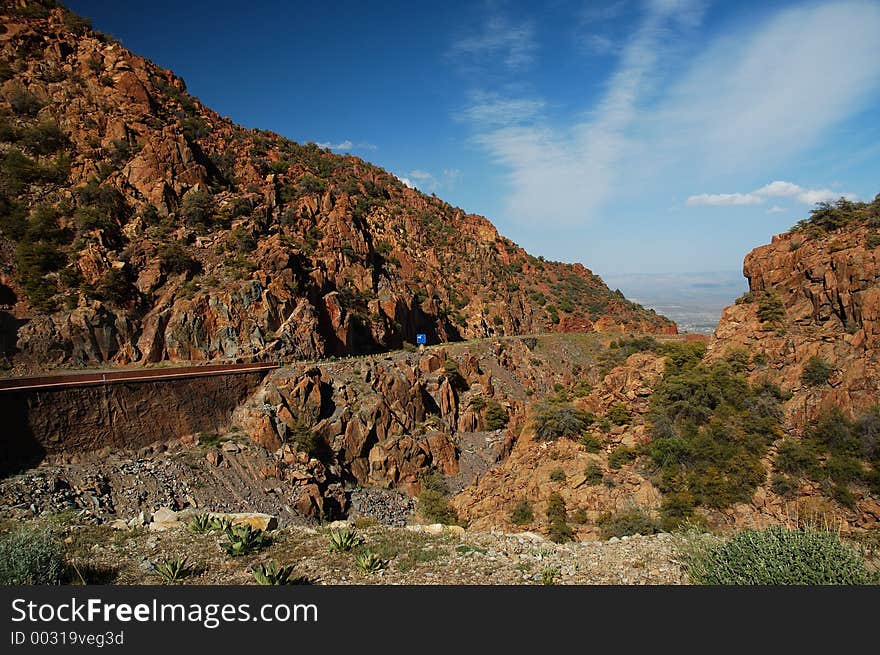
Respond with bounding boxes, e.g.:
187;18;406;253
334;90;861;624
708;196;880;423
0;1;673;373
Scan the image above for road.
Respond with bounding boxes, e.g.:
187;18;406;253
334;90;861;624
0;361;279;392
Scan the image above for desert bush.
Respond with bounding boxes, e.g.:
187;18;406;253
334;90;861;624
597;507;660;539
18;120;68;155
608;446;636;469
549;468;566;482
0;526;66;585
484;399;508;430
583;463;604;485
646;353;784;509
546;493;574;543
606;402;632;425
187;514;212;534
509;500;534;525
418;473;461;525
180;189;215;229
442;359;469;391
770;473;799;499
686;526;876;585
531;402;593;441
578;433;602;453
756;292;785;324
801;355;833;386
158;243;200;276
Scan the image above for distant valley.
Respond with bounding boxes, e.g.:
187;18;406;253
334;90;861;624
603;271;748;335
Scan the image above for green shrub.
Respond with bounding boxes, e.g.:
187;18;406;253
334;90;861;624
7;87;42;116
646;353;784;509
801;355;833;386
597;507;660;539
774;439;820;476
158;243;200;276
579;433;602;453
180;189;216;229
484;399;508;430
418;473;461;525
686;526;875;585
546;493;574;543
531;402;594;441
583;463;604;485
509;500;534;525
770;473;799;499
0;526;66;585
442;359;469;391
659;492;695;531
549;468;566;482
756;292;785;324
606;402;632;425
187;514;213;534
18;120;68;155
608;446;636;469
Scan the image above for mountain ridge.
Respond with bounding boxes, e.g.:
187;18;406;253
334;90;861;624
0;0;674;374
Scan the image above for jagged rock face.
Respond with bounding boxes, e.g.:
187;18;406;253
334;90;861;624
0;4;674;373
709;224;880;423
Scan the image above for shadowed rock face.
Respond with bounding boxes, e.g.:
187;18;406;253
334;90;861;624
0;5;674;375
709;223;880;424
0;370;268;475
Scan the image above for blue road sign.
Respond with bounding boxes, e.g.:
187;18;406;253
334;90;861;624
416;333;427;345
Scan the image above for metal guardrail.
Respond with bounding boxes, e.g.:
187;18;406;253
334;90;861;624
0;362;279;392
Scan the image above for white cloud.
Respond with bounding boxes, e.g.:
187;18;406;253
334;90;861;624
466;0;702;226
766;205;787;214
460;1;880;229
686;193;763;206
396;168;461;193
316;139;353;151
449;16;537;71
456;92;546;127
686;180;858;207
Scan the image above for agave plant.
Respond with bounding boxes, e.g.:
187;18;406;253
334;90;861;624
152;557;191;583
252;560;296;586
208;516;233;532
187;514;212;534
327;526;364;553
222;525;270;557
355;550;387;574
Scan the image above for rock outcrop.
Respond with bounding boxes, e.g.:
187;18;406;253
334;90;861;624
0;3;674;375
708;208;880;424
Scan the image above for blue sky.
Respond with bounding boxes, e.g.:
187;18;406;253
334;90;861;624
66;0;880;277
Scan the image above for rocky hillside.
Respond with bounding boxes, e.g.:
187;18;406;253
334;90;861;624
709;195;880;424
0;1;673;373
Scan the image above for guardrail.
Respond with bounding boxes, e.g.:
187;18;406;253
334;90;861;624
0;362;279;392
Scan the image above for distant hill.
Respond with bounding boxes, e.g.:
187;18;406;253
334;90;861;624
0;1;674;372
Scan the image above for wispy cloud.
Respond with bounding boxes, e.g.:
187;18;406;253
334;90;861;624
458;0;880;229
316;140;377;152
463;0;702;226
448;15;537;71
686;181;858;207
317;139;353;151
396;168;461;193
